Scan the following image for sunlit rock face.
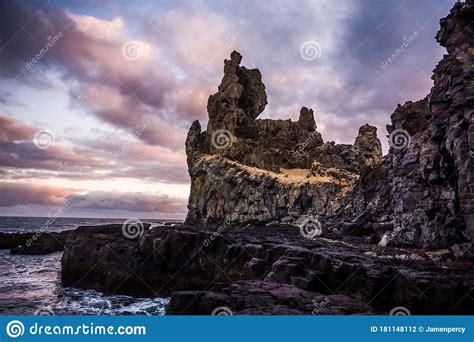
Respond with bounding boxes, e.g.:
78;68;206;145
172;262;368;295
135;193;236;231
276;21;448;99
185;1;473;250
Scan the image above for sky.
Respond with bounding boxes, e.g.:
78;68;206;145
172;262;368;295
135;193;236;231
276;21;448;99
0;0;456;219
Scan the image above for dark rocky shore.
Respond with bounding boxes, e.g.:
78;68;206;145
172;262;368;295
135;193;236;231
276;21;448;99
62;223;474;315
1;222;473;314
1;0;473;315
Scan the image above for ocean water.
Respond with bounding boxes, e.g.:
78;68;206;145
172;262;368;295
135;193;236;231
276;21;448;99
0;216;181;233
0;216;175;315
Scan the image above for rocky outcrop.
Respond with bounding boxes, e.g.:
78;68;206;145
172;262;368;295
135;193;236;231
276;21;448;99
60;223;474;314
186;52;383;228
0;231;72;255
185;155;360;228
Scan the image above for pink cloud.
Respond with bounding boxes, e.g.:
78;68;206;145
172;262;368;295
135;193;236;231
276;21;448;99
0;180;187;214
151;9;238;72
0;114;188;183
0;114;37;141
0;181;74;207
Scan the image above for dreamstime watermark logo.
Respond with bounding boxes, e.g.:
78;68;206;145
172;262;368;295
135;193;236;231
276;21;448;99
402;208;426;228
204;32;241;71
114;118;153;158
33;129;55;149
211;129;234;150
34;306;55;316
299;217;323;239
25;205;67;248
6;321;146;337
6;320;25;338
211;306;233;316
290;131;319;158
122;219;145;239
312;297;330;315
122;40;144;61
300;41;322;61
381;32;419;70
202;213;238;247
25;31;64;70
389;306;411;316
389;128;411;150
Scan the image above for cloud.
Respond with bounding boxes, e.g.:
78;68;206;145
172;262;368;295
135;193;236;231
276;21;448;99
147;8;236;72
0;114;110;172
0;180;187;214
0;0;453;145
0;181;73;207
0;0;188;151
66;191;187;213
68;84;186;149
0;114;37;140
0;114;188;183
0;91;20;106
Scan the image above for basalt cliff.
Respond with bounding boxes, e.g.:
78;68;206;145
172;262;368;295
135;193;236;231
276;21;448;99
185;0;473;251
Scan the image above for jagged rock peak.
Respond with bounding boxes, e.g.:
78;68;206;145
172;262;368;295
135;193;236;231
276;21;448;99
354;123;383;165
355;124;379;146
208;51;268;134
298;107;316;129
386;97;429;137
230;50;242;64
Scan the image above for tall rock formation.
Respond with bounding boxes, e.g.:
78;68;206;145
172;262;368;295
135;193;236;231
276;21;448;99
185;52;383;228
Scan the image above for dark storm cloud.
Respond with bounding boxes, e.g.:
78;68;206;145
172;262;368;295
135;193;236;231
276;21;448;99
0;0;53;77
0;0;190;150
